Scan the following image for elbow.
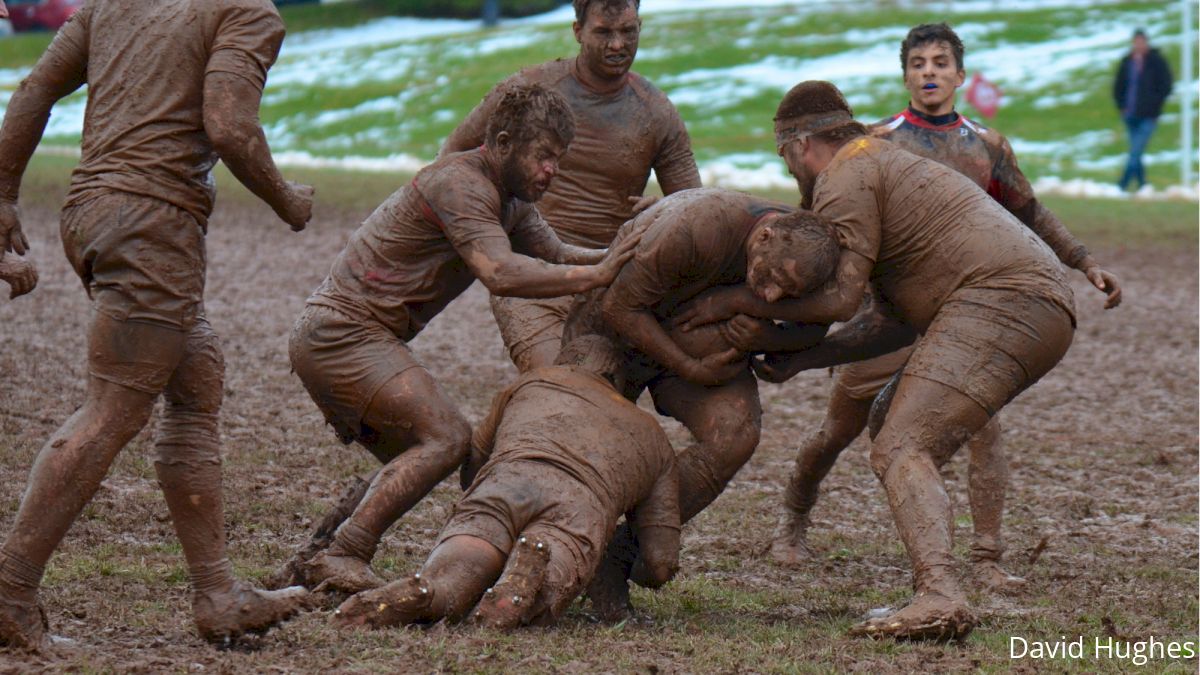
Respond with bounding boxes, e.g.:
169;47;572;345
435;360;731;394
478;269;520;297
204;115;254;160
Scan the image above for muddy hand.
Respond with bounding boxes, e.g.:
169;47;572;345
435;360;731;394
628;194;659;215
684;348;745;386
673;288;741;332
0;199;29;255
1085;267;1122;309
0;256;37;298
277;181;315;232
597;230;642;283
718;314;769;352
751;351;807;384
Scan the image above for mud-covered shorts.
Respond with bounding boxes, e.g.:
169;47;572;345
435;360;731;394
60;190;210;393
289;304;425;444
903;288;1075;416
490;294;575;368
834;346;915;401
439;459;609;614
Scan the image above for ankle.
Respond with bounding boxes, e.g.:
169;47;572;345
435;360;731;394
0;550;44;603
328;522;378;562
190;558;237;597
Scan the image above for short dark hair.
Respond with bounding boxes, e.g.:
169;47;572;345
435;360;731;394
1133;28;1147;39
767;210;840;291
900;23;965;72
573;0;639;25
485;83;575;149
775;80;868;144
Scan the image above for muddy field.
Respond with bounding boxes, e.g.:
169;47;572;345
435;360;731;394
0;192;1196;673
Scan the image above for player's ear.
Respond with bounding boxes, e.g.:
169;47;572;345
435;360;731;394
494;130;513;157
955;68;966;88
573;21;583;43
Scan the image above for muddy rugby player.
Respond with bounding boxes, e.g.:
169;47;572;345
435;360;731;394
677;81;1077;640
441;0;702;373
567;188;836;619
333;335;680;631
0;0;315;651
283;84;642;595
769;23;1124;593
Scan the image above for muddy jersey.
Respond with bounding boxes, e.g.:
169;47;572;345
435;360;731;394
870;107;1089;269
45;0;285;229
473;366;677;530
813;137;1075;331
605;188;793;320
444;58;701;249
307;149;554;341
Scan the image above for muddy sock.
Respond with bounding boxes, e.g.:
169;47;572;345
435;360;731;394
155;409;234;595
329;521;379;563
0;550;44;604
191;558;237;596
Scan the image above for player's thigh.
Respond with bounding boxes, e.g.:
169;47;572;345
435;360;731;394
651;369;762;450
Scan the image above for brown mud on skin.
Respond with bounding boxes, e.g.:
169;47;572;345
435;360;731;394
440;0;701;371
0;190;1193;669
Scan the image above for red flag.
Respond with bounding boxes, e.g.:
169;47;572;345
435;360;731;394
966;72;1002;118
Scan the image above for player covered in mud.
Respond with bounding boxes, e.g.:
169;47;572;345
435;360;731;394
769;23;1123;592
0;0;314;651
283;84;641;596
574;188;837;619
331;335;680;630
441;0;701;373
679;81;1077;640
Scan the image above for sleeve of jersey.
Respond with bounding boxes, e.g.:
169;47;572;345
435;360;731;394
991;136;1089;269
41;5;90;74
420;168;509;250
606;227;695;315
812;151;882;264
652;103;702;194
206;2;286;91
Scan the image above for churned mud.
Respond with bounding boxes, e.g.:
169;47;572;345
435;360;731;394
0;197;1194;671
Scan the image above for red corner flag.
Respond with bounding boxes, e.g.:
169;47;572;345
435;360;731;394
966;72;1002;118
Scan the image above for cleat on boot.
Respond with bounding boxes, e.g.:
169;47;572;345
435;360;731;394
332;576;431;629
0;595;49;653
193;582;309;645
471;537;549;630
848;591;976;642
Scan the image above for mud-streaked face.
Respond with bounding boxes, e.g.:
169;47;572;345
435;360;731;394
746;228;813;303
501;133;569;202
904;41;965;117
574;2;641;80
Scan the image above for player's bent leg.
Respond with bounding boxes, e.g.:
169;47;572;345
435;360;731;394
0;314;174;651
153;319;308;644
965;416;1023;593
307;368;471;594
471;534;551;629
334;535;504;629
772;384;872;565
852;375;989;642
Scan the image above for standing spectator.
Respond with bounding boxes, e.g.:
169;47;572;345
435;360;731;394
1112;29;1173;191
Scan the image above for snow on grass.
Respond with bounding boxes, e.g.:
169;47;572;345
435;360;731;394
4;0;1194;195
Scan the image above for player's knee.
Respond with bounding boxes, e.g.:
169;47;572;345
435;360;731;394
429;413;471;471
631;552;678;589
868;441;902;480
711;411;760;469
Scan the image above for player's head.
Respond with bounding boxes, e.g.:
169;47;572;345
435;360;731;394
900;23;965;116
774;81;867;204
556;334;626;390
486;83;576;202
573;0;641;81
745;210;840;303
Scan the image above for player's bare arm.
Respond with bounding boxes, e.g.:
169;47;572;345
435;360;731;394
510;212;608;265
202;73;313;231
459;229;639;298
754;302;917;383
601;294;743;386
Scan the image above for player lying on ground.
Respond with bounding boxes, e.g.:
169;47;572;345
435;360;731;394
563;188;835;620
277;84;642;596
770;22;1122;594
332;335;679;630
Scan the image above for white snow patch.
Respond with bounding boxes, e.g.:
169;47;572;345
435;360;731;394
1032;176;1199;201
